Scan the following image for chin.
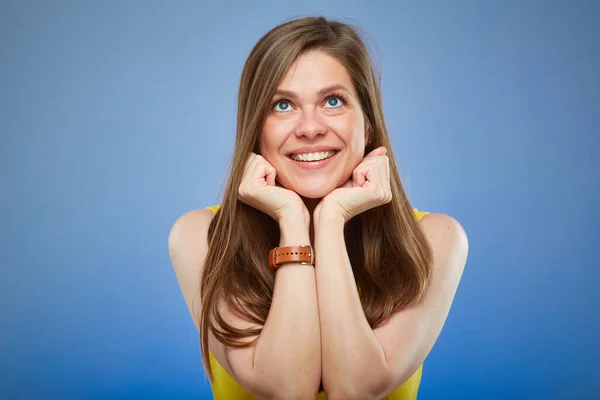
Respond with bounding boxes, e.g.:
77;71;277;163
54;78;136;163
288;182;339;199
295;189;330;199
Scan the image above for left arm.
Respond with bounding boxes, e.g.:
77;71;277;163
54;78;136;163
314;211;468;400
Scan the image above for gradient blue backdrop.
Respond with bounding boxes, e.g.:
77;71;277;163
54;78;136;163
2;1;599;399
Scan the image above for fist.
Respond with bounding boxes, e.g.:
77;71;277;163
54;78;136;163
237;153;308;223
316;146;392;223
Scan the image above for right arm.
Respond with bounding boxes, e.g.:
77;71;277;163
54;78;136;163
168;209;321;400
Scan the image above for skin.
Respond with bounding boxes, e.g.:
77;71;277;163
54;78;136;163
257;49;468;398
169;49;468;399
259;50;369;216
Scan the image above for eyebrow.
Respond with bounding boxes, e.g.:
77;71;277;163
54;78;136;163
274;84;352;100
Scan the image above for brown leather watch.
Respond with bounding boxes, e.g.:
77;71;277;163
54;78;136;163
268;245;314;269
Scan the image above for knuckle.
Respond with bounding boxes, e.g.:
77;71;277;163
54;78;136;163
238;184;249;197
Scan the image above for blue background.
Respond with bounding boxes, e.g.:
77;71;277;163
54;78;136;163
2;0;599;398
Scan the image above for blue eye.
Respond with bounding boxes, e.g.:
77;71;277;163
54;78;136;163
325;96;342;108
274;101;290;111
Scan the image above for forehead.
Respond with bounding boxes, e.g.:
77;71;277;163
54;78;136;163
277;50;354;94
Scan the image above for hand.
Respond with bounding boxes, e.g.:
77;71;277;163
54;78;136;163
238;152;309;224
315;146;392;223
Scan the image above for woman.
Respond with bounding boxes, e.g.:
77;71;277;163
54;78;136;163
169;16;468;400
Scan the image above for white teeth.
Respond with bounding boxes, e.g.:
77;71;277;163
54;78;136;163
290;151;336;162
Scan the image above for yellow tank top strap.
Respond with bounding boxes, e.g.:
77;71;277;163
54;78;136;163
412;208;429;221
206;204;221;214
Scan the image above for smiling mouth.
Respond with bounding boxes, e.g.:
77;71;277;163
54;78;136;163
287;150;338;162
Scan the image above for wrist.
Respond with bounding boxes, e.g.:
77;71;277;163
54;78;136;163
279;218;311;246
313;204;346;227
279;208;310;228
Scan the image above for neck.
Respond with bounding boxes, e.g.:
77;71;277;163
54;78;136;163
301;196;322;246
302;196;321;216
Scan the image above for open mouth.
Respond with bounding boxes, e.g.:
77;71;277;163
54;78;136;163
287;150;339;162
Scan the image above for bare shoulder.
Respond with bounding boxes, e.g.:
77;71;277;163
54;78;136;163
168;208;216;255
419;213;467;238
168;208;216;328
168;208;265;387
419;213;469;274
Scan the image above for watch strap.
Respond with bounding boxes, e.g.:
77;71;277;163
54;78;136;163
268;245;314;269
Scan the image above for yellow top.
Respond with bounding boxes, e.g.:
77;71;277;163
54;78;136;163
205;204;429;400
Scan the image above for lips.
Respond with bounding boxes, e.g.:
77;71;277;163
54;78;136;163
286;145;340;156
286;149;340;170
288;150;337;162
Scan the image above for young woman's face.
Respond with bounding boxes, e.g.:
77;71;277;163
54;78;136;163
259;50;368;199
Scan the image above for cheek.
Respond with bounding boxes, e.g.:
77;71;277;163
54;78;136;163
333;112;365;142
346;151;364;178
259;127;288;171
346;124;367;170
342;122;366;158
259;123;280;155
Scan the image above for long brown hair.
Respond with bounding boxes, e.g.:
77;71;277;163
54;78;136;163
200;16;432;381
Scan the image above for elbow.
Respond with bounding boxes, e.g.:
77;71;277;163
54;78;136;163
331;367;422;400
325;388;362;400
256;372;321;400
326;386;379;400
252;384;319;400
268;385;320;400
275;391;319;400
326;387;384;400
325;370;394;400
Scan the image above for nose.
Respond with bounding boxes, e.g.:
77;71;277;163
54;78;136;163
294;109;326;140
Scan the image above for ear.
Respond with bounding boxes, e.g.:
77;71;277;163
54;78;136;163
365;125;372;146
